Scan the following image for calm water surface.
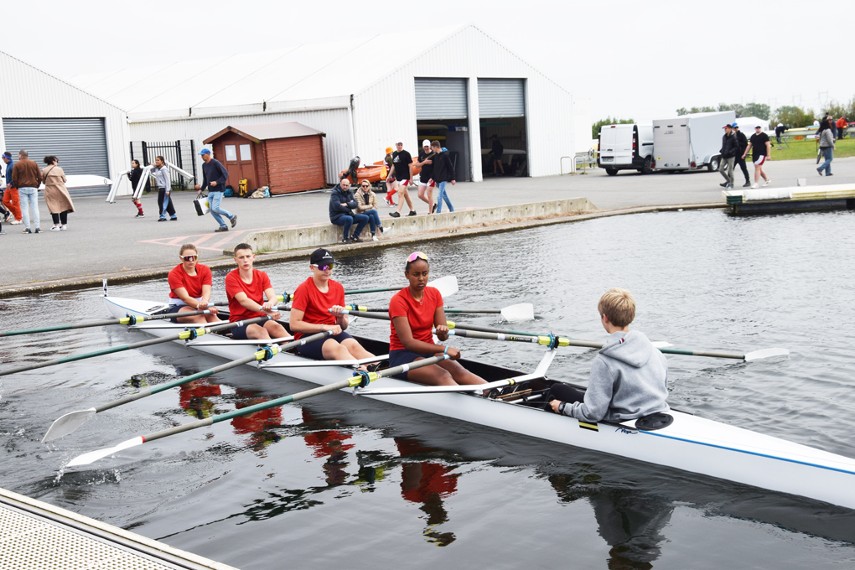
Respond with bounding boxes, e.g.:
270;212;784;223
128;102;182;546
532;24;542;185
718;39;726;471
2;209;855;569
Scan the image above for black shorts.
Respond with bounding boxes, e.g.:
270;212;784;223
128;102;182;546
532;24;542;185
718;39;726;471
388;349;434;379
297;331;354;360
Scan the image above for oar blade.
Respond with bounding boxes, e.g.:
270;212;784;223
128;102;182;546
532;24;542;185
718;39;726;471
66;436;144;468
431;275;458;297
743;347;790;362
42;408;97;443
500;303;535;322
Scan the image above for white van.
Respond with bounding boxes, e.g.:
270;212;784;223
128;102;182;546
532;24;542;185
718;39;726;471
597;123;655;175
652;111;736;172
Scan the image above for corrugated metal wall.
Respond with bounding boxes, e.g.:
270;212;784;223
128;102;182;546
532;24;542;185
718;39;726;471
3;118;109;176
0;51;130;188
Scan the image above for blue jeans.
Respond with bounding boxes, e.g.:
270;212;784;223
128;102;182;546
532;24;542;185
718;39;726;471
435;181;454;213
362;209;382;234
208;191;234;228
19;187;39;230
331;213;368;239
818;147;833;175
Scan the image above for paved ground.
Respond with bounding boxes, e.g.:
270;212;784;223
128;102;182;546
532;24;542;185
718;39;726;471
1;156;851;297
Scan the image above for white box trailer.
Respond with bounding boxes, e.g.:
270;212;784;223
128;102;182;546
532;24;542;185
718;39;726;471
597;123;655;175
653;111;736;172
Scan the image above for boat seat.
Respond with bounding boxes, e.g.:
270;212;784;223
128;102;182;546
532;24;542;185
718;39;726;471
635;412;673;431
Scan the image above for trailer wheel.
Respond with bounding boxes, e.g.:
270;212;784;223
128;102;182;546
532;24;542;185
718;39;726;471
708;157;720;172
605;167;618;176
641;156;654;174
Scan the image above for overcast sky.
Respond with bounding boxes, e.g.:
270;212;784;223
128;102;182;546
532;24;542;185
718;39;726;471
5;0;851;124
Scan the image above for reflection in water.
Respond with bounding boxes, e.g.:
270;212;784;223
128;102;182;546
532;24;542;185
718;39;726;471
230;389;283;452
396;438;458;547
548;473;673;570
301;408;354;486
179;380;221;420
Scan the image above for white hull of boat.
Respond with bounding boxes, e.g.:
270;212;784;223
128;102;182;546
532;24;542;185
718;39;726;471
105;296;855;510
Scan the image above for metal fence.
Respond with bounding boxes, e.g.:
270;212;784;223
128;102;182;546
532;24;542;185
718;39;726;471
129;140;197;189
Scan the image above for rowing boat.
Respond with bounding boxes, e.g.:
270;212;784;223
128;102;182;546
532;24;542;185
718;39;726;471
102;295;855;510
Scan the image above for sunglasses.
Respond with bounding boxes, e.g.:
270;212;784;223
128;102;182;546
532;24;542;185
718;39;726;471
407;251;428;263
312;263;334;271
360;183;370;188
180;255;198;261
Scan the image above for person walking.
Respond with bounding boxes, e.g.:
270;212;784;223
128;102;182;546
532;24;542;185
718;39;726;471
388;142;417;218
127;159;148;218
744;125;772;188
718;124;739;189
732;123;751;188
817;118;836;177
2;151;22;224
11;150;42;234
429;141;456;213
152;156;177;221
195;148;237;232
414;140;436;214
41;156;75;231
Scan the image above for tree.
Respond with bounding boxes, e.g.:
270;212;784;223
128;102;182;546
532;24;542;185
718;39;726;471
772;105;815;129
676;106;716;115
592;117;634;139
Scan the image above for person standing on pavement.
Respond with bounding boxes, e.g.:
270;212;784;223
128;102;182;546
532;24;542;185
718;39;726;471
817;119;836;177
389;142;417;218
195;148;237;233
414;140;436;214
152;156;177;221
2;151;23;225
11;150;42;234
127;159;148;218
430;141;456;213
383;146;397;206
718;124;739;189
732;123;751;188
745;125;772;187
41;156;75;231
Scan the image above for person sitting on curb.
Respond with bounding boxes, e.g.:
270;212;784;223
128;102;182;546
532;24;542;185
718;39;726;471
329;178;369;243
354;179;386;241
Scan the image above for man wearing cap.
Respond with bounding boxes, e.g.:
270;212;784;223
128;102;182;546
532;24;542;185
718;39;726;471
413;139;436;214
289;248;375;364
151;155;176;221
745;126;772;188
11;150;42;233
2;151;22;224
388;142;417;218
732;123;751;188
718;124;739;189
195;148;237;233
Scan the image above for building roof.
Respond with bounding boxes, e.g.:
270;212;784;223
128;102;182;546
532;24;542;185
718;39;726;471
203;122;325;144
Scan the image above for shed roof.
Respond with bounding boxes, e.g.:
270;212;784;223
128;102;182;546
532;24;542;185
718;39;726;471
203;122;326;144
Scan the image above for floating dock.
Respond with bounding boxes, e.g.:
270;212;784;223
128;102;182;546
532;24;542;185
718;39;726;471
0;487;235;570
724;183;855;215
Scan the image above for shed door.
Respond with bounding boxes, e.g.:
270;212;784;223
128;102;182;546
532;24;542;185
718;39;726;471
477;79;525;117
415;78;468;119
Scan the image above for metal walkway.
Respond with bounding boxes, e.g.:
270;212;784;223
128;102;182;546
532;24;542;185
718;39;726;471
0;488;236;570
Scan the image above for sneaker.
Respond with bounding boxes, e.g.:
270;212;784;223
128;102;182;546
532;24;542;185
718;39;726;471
372;234;378;242
60;225;67;231
34;228;40;234
158;217;167;222
751;184;759;189
351;236;362;243
430;203;437;214
2;213;9;222
341;236;351;243
230;214;238;228
50;225;61;232
408;210;417;216
725;184;733;189
10;219;21;225
763;179;771;187
389;212;400;218
378;226;384;234
135;213;144;218
719;182;728;188
742;182;751;188
22;228;32;234
214;226;229;233
817;168;823;175
826;173;833;176
170;217;178;221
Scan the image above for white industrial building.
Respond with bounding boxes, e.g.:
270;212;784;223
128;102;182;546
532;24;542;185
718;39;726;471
0;50;130;193
73;25;585;191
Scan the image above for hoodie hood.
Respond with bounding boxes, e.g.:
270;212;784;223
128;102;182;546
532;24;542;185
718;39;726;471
599;330;654;368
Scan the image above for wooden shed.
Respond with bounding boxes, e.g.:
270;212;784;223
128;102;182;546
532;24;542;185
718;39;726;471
202;122;326;194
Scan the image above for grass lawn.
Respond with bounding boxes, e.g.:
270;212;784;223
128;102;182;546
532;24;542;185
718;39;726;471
772;135;855;160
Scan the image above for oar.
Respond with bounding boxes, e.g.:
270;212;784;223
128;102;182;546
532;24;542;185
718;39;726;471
213;292;292;307
342;302;534;322
0;316;272;378
42;330;335;442
0;309;215;337
65;354;450;468
345;275;458;296
447;328;789;361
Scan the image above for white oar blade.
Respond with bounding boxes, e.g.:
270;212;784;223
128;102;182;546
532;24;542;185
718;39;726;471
651;341;674;349
500;303;535;322
66;436;144;468
431;275;458;297
743;347;790;362
42;408;97;443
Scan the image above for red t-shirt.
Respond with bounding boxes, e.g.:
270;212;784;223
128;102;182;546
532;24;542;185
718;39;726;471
290;276;345;339
167;263;212;300
225;268;272;322
388;286;443;351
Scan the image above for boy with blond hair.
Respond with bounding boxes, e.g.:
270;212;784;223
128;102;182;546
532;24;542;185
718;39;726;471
549;288;669;422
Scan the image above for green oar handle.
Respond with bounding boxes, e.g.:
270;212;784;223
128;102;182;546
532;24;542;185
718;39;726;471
0;310;215;337
140;354;448;444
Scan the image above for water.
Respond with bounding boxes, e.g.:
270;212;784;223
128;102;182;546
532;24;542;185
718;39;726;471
2;209;855;569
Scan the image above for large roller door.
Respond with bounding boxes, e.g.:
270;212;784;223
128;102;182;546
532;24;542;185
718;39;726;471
415;78;468;119
477;79;525;117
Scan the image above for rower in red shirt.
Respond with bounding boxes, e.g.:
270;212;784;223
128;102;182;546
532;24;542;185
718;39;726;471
167;243;220;324
224;243;289;340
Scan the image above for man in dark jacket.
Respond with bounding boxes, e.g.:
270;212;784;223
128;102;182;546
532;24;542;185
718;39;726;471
732;123;750;187
328;178;369;242
718;124;739;189
430;141;456;213
195;148;237;232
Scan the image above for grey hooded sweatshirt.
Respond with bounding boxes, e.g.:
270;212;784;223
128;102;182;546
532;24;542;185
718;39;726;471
562;330;669;423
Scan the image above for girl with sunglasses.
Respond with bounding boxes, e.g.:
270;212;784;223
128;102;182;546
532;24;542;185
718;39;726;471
354;179;385;241
167;243;220;324
388;251;487;389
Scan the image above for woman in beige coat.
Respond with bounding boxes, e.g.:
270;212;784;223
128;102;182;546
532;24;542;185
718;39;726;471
41;156;75;231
